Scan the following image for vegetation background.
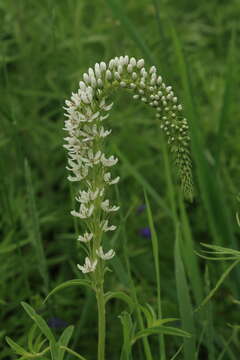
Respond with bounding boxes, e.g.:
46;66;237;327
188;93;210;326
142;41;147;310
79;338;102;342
1;0;240;359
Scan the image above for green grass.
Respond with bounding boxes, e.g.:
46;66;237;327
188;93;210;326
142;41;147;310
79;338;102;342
1;0;240;359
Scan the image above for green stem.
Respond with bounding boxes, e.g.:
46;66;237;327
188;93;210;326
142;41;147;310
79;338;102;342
96;281;106;360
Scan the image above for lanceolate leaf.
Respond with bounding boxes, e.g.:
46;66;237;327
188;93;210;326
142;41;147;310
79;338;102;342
44;279;92;303
104;291;135;311
174;227;196;359
58;326;74;360
6;336;33;356
21;302;55;344
132;325;191;344
119;311;134;360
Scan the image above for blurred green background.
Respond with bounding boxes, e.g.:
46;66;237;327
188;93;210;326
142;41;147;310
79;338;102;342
1;0;240;359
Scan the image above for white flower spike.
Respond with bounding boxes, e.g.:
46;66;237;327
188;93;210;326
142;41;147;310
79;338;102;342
63;55;193;277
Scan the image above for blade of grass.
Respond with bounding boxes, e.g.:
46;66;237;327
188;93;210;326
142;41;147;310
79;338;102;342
145;191;166;360
170;23;235;246
115;146;172;218
59;346;87;360
24;159;49;294
170;344;184;360
151;0;169;77
106;0;156;65
119;311;133;360
204;267;215;360
178;196;203;305
217;331;237;360
66;288;95;360
215;29;236;167
195;259;240;311
115;186;153;360
174;224;196;360
169;24;240;295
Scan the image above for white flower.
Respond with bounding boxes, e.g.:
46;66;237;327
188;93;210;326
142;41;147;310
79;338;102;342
77;232;93;243
90;75;97;88
114;72;121;81
104;172;120;185
77;257;97;273
86;111;100;123
75;190;89;203
105;70;112;80
83;73;90;83
97;79;103;88
67;164;89;182
100;61;107;72
90;150;102;164
127;64;133;73
101;199;120;212
96;246;115;260
88;67;95;77
71;204;94;219
149;65;157;74
79;81;86;91
99;127;111;138
130;57;136;66
75;189;100;203
108;59;116;69
101;154;118;167
137;59;144;68
100;113;110;121
94;63;101;78
101;220;117;232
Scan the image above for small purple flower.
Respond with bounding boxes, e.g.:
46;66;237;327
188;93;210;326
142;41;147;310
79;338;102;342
136;204;146;214
139;227;151;239
48;317;68;329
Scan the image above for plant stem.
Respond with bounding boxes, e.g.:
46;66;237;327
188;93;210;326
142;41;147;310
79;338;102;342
96;281;106;360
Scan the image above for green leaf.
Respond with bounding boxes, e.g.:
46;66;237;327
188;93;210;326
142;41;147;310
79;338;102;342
21;302;55;344
6;336;32;356
215;29;236;166
50;341;59;360
44;279;92;303
58;326;74;360
115;147;172;217
140;305;156;328
170;344;184;360
200;243;240;257
179;196;204;305
133;325;191;344
106;0;156;65
196;259;240;311
59;346;87;360
28;324;37;353
104;291;135;311
174;226;196;359
145;191;166;359
0;239;30;254
119;311;134;360
114;187;153;360
170;24;239;287
24;159;49;293
151;318;179;327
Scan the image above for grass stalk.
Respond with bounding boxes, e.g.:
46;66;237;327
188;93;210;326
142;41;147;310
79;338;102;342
145;191;166;360
116;186;153;360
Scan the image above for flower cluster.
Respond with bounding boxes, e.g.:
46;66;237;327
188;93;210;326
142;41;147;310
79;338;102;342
63;55;193;275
